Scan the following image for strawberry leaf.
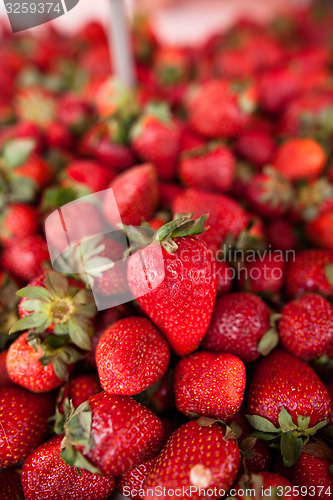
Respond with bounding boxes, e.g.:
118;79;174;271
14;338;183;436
52;357;70;381
257;328;279;356
60;442;101;475
278;407;297;433
297;415;311;431
280;432;303;467
68;318;92;350
46;272;69;297
9;312;49;334
324;263;333;287
16;286;52;302
4;139;36;168
246;414;280;433
252;431;278;441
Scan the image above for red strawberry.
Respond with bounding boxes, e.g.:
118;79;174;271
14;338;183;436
0;468;24;500
179;143;235;193
158;182;184;210
57;93;93;134
96;317;170;395
285;250;333;298
245;168;294;218
95;77;139;119
154;47;190;87
131;103;181;180
327;380;333;425
239;252;285;296
174;351;245;421
116;459;155;500
215;260;233;296
265;218;299;251
1;234;49;281
247;350;331;466
144;419;241;500
172;188;249;253
234;472;296;499
279;294;333;361
21;435;115;500
257;65;301;113
202;292;274;363
45;122;73;150
62;160;115;193
306;211;333;249
236;128;275;167
60;392;165;476
0;350;14;386
14;153;53;189
0;202;38;246
127;215;217;356
0;385;54;467
103;163;159;226
273;138;326;182
187;79;256;138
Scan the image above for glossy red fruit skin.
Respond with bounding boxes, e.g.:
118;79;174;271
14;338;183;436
246;171;294;218
77;392;165;476
248;350;331;428
239;253;285;295
0;203;38;246
0;468;24;500
174;351;245;421
103;163;159;226
202;292;270;363
0;350;14;387
21;436;115;500
15;154;53;188
265;218;298;251
215;260;233;296
285;250;333;298
279;294;333;361
306;211;333;249
173;188;249;253
116;459;155;500
127;237;217;356
0;385;54;467
63;160;115;193
60;374;102;411
1;235;50;281
96;317;170;395
236;128;275;167
7;332;72;393
179;145;235;193
327;380;333;425
144;420;241;500
234;472;296;499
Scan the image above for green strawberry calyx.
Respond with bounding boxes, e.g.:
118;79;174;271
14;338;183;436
247;407;329;467
10;271;97;351
257;313;281;357
324;263;333;287
60;400;101;474
197;416;237;441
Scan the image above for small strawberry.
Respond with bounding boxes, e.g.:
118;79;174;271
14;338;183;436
96;317;170;395
265;218;299;251
245;168;294;218
57;93;94;134
154;47;190;88
45;122;74;150
131;103;181;180
62;160;115;194
174;351;245;421
116;459;155;500
0;468;24;500
172;188;249;253
306;210;333;249
0;202;38;246
60;392;165;476
239;252;285;296
14;153;53;189
21;435;115;500
144;419;241;500
247;350;331;466
234;472;296;499
1;234;50;281
127;214;217;356
103;163;159;226
236;128;276;167
179;142;235;193
273;138;326;182
285;250;333;298
278;294;333;361
187;79;256;138
0;385;54;467
202;292;276;363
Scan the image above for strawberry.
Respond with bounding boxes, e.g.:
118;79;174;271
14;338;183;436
95;77;139;120
154;47;190;87
273;138;326;182
187;79;256;138
247;350;331;466
0;350;13;386
60;392;165;476
202;292;275;364
215;260;233;296
245;168;294;218
21;435;115;500
0;385;54;467
131;103;181;180
45;122;74;150
127;215;217;356
172;189;249;253
306;211;333;249
62;160;115;193
11;271;96;351
285;250;333;298
158;182;184;210
234;472;296;499
14;154;53;188
57;93;94;134
116;459;155;500
265;218;299;251
96;317;170;395
257;65;301;113
278;294;333;361
174;351;245;421
144;419;241;500
103;163;159;226
0;202;38;246
179;143;235;193
327;380;333;425
1;234;50;281
236;128;275;167
239;252;286;296
0;469;24;500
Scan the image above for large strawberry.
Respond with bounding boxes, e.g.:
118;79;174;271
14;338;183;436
96;317;170;395
0;202;38;246
116;459;155;500
202;292;276;363
306;210;333;249
61;160;115;194
21;435;115;500
278;294;333;361
144;418;241;500
127;214;217;356
234;472;297;499
1;234;50;281
247;350;331;466
0;385;54;467
174;351;246;421
60;392;165;476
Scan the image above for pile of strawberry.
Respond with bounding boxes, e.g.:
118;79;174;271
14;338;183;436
1;3;333;499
